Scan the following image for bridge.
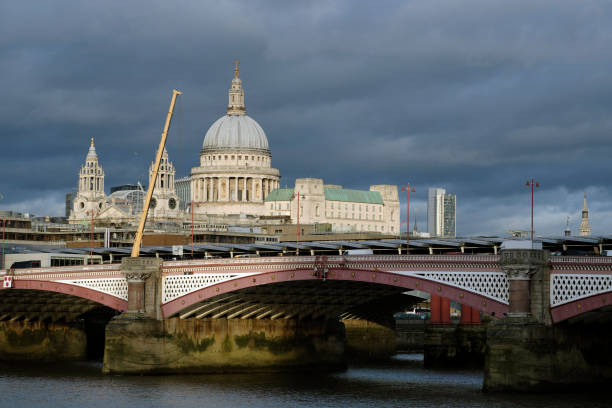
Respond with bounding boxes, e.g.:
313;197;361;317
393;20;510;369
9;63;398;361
1;250;611;391
2;253;610;323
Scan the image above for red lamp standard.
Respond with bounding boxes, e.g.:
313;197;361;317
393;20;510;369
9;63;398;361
2;217;5;270
525;178;539;241
292;192;305;256
401;184;415;253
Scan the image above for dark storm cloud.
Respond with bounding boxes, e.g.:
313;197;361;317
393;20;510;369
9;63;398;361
1;0;612;235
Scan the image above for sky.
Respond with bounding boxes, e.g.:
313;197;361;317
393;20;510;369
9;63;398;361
1;0;612;237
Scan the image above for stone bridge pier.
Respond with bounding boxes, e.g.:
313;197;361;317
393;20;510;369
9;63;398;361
484;249;612;392
102;258;346;374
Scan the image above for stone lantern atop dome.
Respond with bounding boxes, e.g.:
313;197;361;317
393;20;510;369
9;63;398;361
201;62;271;156
227;60;246;115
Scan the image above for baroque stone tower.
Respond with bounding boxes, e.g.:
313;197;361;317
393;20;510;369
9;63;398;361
579;192;591;236
148;148;181;220
71;138;107;221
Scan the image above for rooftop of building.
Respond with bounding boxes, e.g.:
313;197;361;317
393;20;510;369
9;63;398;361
264;187;384;204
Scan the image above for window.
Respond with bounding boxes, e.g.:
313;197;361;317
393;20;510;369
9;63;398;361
225;155;228;160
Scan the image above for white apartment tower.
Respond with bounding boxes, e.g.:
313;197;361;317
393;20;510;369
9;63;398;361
427;187;456;237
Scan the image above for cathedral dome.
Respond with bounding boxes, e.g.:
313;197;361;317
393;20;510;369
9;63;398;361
202;114;270;154
201;61;270;155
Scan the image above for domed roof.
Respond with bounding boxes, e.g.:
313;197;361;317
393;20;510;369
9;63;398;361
201;61;270;155
202;114;270;154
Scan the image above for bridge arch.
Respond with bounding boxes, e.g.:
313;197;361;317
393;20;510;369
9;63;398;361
13;279;127;312
161;267;508;318
551;291;612;323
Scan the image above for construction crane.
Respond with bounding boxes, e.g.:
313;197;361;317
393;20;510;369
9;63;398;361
131;89;182;257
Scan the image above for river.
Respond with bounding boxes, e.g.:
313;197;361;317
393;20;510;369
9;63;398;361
0;354;606;408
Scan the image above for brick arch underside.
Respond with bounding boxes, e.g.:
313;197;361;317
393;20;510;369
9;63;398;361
161;268;509;318
13;280;127;312
551;291;612;323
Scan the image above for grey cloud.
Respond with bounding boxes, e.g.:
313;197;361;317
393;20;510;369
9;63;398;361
1;0;612;236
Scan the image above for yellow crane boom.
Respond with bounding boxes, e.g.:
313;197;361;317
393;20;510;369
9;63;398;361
131;89;182;258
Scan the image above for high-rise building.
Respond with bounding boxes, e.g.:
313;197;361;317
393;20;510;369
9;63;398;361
427;187;456;237
443;194;456;237
65;191;76;218
428;188;445;236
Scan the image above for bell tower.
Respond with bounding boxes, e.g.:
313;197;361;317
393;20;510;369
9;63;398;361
70;138;107;222
148;148;180;220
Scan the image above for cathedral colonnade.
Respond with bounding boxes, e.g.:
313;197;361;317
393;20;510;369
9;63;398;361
191;176;279;203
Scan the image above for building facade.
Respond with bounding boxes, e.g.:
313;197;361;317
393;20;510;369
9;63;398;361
67;63;399;236
263;178;400;234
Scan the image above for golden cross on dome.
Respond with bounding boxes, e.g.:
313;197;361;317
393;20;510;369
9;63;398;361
234;60;240;78
90;137;94;147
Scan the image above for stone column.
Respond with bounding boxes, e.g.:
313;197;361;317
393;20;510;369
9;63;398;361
120;257;163;319
234;177;238;201
242;177;247;202
209;178;213;202
499;249;549;320
203;178;207;202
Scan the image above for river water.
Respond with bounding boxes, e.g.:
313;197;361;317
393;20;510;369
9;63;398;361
0;354;606;408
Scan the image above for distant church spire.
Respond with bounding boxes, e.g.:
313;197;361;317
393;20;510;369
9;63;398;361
413;208;418;234
579;192;591;236
564;216;571;236
227;60;246;115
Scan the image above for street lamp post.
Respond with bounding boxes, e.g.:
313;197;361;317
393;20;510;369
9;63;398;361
401;184;415;253
525;178;539;241
292;192;305;256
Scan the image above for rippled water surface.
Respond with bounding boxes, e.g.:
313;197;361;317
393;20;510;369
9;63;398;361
0;354;606;408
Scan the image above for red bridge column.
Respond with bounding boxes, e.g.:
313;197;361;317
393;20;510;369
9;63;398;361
441;297;451;324
430;294;441;323
430;295;451;325
471;307;481;325
460;305;482;325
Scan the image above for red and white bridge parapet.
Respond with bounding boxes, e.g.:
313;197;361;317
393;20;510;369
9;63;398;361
550;256;612;322
161;254;509;318
0;264;128;311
